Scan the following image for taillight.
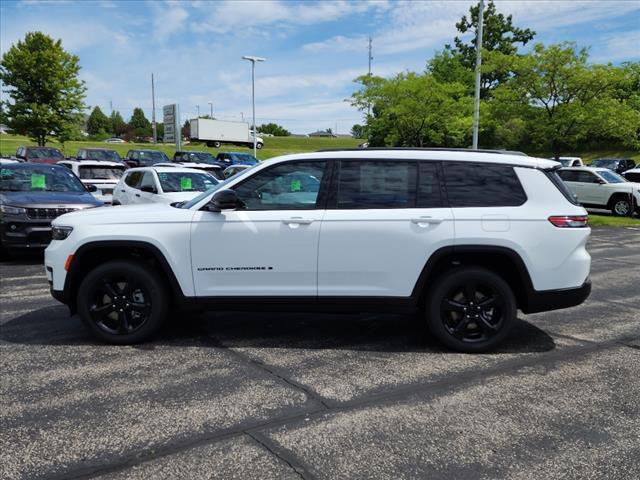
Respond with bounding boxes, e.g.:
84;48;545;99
548;216;588;228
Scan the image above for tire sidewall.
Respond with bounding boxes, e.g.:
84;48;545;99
425;267;517;353
611;198;631;217
77;260;168;344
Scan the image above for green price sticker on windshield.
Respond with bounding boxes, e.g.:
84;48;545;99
31;173;46;189
180;177;192;190
290;179;301;192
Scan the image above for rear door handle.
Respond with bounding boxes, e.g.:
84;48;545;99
120;189;125;192
282;217;313;225
135;193;141;197
411;216;443;225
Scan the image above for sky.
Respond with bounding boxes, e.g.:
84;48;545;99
1;0;639;135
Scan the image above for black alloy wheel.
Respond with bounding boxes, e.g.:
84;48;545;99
426;267;516;352
612;197;631;217
77;261;167;344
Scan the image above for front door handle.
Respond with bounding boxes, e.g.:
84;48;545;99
411;216;443;225
135;193;141;197
282;217;313;225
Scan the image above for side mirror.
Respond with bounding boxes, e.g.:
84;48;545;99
86;184;98;192
206;189;238;212
140;185;157;194
596;178;605;184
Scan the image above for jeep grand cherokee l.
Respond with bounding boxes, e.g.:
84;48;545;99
45;149;591;352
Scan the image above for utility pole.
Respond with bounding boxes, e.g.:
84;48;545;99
208;102;213;118
109;100;113;114
472;0;485;150
241;112;244;122
151;73;157;144
367;35;373;118
196;105;200;118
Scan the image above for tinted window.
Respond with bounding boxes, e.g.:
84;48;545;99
235;161;326;210
576;171;599;183
418;162;442;208
443;162;526;207
79;166;125;179
336;161;417;209
139;172;157;190
558;170;579;182
125;171;142;187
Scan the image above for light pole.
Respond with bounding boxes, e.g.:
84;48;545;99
208;102;213;118
242;55;265;157
472;0;485;150
196;105;200;118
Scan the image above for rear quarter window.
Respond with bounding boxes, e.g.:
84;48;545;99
443;162;527;207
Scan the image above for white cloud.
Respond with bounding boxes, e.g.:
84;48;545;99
592;30;640;62
151;1;189;42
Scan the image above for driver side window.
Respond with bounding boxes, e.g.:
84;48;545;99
234;161;326;210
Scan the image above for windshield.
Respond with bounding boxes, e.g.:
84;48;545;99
186;152;217;164
157;172;218;193
138;151;169;165
86;150;122;161
28;148;63;159
79;166;126;180
1;165;87;193
232;154;258;164
593;159;618;168
180;162;261;208
598;170;627;184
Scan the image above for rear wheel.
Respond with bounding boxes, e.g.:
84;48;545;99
77;260;168;344
611;196;632;216
256;142;263;150
213;141;221;148
425;267;516;352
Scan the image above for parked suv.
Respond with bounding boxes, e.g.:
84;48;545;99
16;146;64;164
123;149;170;168
57;159;127;204
591;158;635;174
1;162;102;255
558;167;640;216
45;149;592;352
622;165;640;183
76;148;124;164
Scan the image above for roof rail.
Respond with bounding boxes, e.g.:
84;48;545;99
316;147;529;156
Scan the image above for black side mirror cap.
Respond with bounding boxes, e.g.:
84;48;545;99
207;189;238;212
140;185;157;193
86;184;98;192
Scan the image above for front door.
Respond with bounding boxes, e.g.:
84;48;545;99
191;160;329;296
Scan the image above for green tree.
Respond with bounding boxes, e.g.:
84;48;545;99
493;43;640;156
257;122;290;136
427;50;474;92
350;124;367;139
129;107;151;138
351;73;473;147
450;1;535;96
0;31;86;145
109;110;126;136
86;106;110;136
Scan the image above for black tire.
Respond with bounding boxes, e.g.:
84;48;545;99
425;267;516;353
77;260;168;344
610;196;632;217
256;142;263;150
213;141;221;148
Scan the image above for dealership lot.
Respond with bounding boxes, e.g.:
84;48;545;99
1;227;638;480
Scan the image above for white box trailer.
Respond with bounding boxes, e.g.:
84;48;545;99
190;119;263;149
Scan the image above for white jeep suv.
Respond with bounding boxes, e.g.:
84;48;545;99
45;149;592;352
558;166;640;216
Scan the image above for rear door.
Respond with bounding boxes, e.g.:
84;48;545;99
318;159;454;297
119;171;143;204
137;171;159;203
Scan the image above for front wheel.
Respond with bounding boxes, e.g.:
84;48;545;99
256;142;263;150
425;267;516;353
77;260;168;344
212;141;221;148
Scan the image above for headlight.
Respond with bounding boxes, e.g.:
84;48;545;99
51;226;73;240
0;204;27;215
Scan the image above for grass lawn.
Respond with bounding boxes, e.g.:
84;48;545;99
0;134;363;160
588;214;640;227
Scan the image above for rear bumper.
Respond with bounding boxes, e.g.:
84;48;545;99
522;279;591;314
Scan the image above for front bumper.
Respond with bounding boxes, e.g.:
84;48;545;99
1;218;53;249
522;279;592;314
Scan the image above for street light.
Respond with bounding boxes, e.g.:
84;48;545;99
208;102;213;118
242;55;266;157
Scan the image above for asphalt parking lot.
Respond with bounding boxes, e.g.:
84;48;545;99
1;226;639;480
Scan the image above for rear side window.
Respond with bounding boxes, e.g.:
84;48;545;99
125;171;142;187
546;169;580;205
443;162;527;207
336;160;417;209
418;162;442;208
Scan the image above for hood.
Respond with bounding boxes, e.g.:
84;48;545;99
52;202;193;226
0;190;102;207
160;191;205;202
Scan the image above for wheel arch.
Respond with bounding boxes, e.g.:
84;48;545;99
411;245;535;313
64;240;185;314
